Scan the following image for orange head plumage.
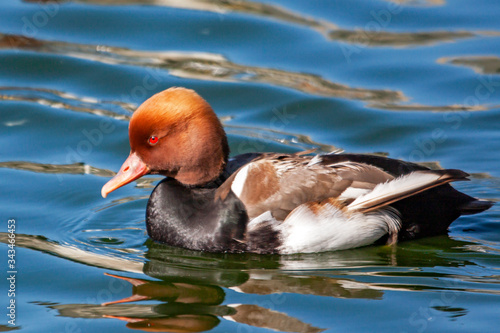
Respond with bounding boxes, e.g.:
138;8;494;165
102;87;229;197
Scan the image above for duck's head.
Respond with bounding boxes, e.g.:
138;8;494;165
101;87;229;198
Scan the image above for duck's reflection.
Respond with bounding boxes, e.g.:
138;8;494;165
51;271;325;333
101;273;226;306
100;278;229;333
107;313;221;332
2;232;496;332
46;241;397;332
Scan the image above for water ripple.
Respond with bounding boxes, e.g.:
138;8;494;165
438;55;500;75
4;33;496;112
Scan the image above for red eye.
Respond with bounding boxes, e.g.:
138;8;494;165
148;136;159;145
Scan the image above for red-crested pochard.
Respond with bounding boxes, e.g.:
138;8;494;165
101;87;493;254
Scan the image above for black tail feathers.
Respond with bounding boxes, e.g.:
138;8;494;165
459;199;494;215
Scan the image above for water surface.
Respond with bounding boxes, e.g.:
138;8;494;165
1;0;499;332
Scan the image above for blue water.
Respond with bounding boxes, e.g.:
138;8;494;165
1;0;500;332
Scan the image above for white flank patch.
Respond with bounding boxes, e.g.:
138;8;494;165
338;187;371;201
327;148;344;155
230;163;250;198
307;154;322;166
247;211;276;231
277;203;401;254
348;171;442;211
330;161;365;172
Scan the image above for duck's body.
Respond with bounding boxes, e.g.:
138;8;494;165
102;88;493;254
145;152;490;254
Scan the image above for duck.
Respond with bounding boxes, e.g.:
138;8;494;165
101;87;493;254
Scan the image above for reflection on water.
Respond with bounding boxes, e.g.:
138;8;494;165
225;125;338;154
26;0;338;38
2;0;500;331
97;273;324;333
24;0;474;49
0;85;130;119
385;0;446;6
2;231;499;331
0;160;163;191
329;29;478;47
0;34;405;105
0;87;339;161
4;33;496;113
0;160;115;177
438;55;500;75
49;300;323;332
369;102;490;112
21;0;500;54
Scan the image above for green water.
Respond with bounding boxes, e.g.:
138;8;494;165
0;0;499;332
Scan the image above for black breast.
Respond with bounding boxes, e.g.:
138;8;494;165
146;178;248;252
